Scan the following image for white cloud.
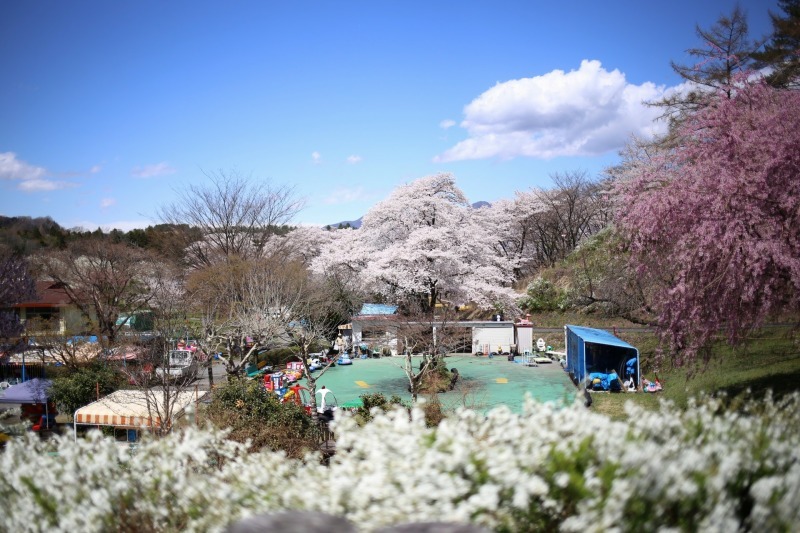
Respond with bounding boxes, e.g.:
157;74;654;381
131;161;177;178
90;164;102;174
312;151;322;164
17;179;77;192
439;119;456;129
100;198;116;208
0;152;47;181
346;155;363;164
323;186;369;205
434;60;671;162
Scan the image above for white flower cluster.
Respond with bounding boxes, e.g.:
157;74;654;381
2;393;799;532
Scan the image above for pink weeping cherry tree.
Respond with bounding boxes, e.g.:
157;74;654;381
616;80;800;365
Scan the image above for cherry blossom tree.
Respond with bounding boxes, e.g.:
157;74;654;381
473;194;544;280
616;80;800;364
271;225;335;267
312;173;518;315
474;172;609;279
190;254;342;398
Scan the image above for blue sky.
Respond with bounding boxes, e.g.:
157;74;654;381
0;1;776;231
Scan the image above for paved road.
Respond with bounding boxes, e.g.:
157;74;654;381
195;360;228;390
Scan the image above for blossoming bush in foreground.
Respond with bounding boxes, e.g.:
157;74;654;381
2;393;799;532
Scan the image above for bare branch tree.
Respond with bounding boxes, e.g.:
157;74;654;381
189;257;322;377
387;303;465;401
35;241;161;346
0;248;37;340
158;169;305;268
114;265;204;436
25;318;100;369
512;171;609;270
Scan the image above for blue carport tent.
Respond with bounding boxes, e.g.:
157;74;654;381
564;325;640;389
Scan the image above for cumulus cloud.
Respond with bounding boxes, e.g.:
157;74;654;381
100;198;116;208
346;155;363;164
131;161;177;178
434;60;671;162
0;152;80;191
439;119;456;129
0;152;47;181
312;151;322;164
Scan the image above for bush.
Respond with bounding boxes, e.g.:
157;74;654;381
49;362;125;416
519;277;567;313
2;393;800;531
354;393;408;424
205;378;319;457
255;347;298;369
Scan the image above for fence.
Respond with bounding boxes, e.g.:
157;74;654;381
0;362;49;383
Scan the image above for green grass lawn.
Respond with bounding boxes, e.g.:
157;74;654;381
587;326;800;419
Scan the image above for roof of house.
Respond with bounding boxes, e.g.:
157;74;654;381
358;303;398;316
13;281;73;308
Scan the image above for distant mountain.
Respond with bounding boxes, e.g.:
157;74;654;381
324;202;490;230
324;217;362;230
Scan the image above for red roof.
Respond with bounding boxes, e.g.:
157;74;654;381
13;281;73;308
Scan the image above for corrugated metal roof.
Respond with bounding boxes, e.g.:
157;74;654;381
566;325;637;349
358;303;398;316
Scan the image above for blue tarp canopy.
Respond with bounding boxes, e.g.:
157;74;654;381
565;325;640;389
0;378;53;404
358;303;398;315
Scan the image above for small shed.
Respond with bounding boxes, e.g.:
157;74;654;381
514;314;534;354
351;304;399;355
564;325;640;388
472;321;515;354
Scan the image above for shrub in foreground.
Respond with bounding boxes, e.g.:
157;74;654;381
1;393;799;532
206;378;319;457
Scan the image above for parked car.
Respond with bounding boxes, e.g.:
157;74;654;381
156;349;198;381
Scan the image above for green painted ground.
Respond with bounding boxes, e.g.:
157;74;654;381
305;355;577;413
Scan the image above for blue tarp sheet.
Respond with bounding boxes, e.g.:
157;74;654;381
358;303;398;315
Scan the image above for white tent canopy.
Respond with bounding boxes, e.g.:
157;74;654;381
73;389;206;438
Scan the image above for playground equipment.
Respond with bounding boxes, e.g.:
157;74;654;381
263;373;312;413
521;350;538;367
316;386;338;422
